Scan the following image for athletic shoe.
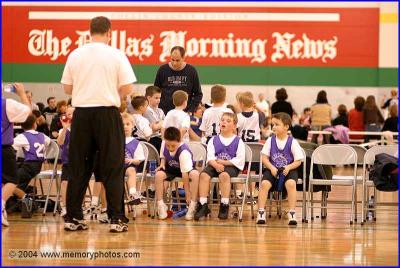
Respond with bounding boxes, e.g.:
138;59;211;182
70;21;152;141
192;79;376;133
64;217;88;231
194;203;211;221
157;203;168;220
126;193;141;205
185;202;197;221
21;196;34;218
98;210;109;224
218;203;230;220
256;210;266;224
110;218;128;233
288;211;297;226
60;207;67;218
2;208;9;227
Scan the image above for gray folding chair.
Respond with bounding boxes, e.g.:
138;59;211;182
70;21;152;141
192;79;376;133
210;143;252;222
308;144;358;224
361;144;398;224
246;142;264;220
142;142;160;218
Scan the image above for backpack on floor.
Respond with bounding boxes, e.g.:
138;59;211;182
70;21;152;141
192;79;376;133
370;153;398;192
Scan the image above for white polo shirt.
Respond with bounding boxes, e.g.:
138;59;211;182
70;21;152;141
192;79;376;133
61;42;137;107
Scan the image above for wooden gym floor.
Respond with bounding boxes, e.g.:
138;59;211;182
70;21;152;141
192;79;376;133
2;168;398;266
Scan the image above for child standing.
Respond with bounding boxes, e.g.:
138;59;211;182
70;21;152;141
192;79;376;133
256;112;303;226
155;127;199;220
237;91;262;142
189;104;204;142
131;96;153;141
195;112;245;220
143;86;165;152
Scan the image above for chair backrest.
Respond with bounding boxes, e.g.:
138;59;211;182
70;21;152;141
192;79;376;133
364;145;398;166
142;142;160;165
349;144;367;165
139;141;149;173
46;139;60;162
189;142;207;169
311;144;357;165
244;143;253;166
246;142;264;174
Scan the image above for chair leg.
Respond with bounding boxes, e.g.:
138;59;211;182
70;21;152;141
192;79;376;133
239;182;247;222
310;184;314;221
53;176;61;216
350;182;355;225
42;176;55;216
268;191;272;218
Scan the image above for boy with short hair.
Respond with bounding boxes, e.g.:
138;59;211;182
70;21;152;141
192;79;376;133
13;114;51;217
195;112;245;220
237;91;262;142
162;90;191;144
131;96;153;141
143;86;165;151
199;85;232;143
257;112;304;226
155;127;199;220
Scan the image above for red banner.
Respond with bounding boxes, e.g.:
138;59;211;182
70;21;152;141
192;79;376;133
2;5;379;67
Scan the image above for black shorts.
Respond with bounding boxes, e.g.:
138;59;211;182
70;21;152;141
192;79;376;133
158;167;185;182
262;169;298;188
201;165;240;178
244;161;261;173
61;163;70;181
2;145;18;184
124;162;145;174
17;161;43;190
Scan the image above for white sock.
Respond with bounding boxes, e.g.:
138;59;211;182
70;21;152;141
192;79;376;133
157;200;165;206
149;185;155;191
199;197;207;205
91;196;99;206
236;190;242;196
258;208;265;212
129;187;137;195
101;208;107;213
221;198;229;205
190;200;197;207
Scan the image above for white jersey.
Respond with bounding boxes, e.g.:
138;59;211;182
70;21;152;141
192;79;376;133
163;109;190;143
132;114;153;140
200;106;233;138
237;111;261;142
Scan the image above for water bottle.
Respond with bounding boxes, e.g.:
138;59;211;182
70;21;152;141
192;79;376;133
3;84;16;93
368;195;374;219
149;160;157;176
172;208;188;219
277;168;285;192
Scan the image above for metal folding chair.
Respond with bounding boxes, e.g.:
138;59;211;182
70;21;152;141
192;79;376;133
142;142;160;218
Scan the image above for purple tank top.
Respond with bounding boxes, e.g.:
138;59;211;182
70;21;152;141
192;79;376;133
269;135;294;168
213;135;240;160
60;129;70;164
163;143;193;171
2;99;14;145
22;132;46;161
125;138;140;167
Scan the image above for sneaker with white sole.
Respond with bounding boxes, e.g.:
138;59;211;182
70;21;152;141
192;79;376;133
185;202;197;221
157;203;168;220
256;210;266;224
110;218;128;233
61;207;67;218
64;217;88;231
2;208;9;227
84;205;101;220
288;211;297;226
98;210;109;224
126;193;141;206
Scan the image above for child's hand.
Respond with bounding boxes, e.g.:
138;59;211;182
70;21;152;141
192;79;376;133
155;164;165;172
125;158;132;165
271;166;278;177
215;163;225;173
61;120;70;129
282;166;290;176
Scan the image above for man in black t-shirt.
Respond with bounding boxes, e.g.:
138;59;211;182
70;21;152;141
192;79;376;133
154;46;203;114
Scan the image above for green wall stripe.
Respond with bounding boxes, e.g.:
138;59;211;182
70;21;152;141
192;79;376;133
2;63;398;87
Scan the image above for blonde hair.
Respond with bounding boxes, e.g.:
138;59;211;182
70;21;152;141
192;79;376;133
221;112;238;125
238;91;255;108
173;90;188;106
121;112;134;124
211;84;226;104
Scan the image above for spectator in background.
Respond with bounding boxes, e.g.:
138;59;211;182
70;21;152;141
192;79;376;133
299;107;311;128
363;95;384;142
381;89;398;119
43;97;57;114
271;88;294;118
382;104;398;132
310;90;331;144
32;110;50;136
25;90;39;111
348;96;365;140
50;100;67;139
332;104;349;127
256;93;270;118
36;102;45;114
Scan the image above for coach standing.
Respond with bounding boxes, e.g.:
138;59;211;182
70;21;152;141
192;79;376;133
61;17;136;233
154;46;203;114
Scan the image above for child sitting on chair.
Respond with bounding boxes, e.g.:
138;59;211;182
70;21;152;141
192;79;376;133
195;112;245;221
257;112;303;226
122;112;145;206
155;127;199;220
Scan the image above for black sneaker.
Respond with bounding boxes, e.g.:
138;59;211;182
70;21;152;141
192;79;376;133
21;196;34;218
218;203;229;220
64;217;88;231
194;202;211;221
141;190;155;199
110;218;128;233
126;193;141;206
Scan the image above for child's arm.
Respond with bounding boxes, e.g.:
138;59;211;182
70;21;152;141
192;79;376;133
188;128;201;142
261;154;278;177
150;121;163;132
208;160;225;173
179;127;188;140
283;160;301;176
130;143;146;166
156;158;166;171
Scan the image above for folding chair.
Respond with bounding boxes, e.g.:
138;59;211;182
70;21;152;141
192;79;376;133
33;139;61;215
210;143;252;222
124;142;149;220
142;142;160;218
361;144;398;224
246;142;264;220
308;144;358;224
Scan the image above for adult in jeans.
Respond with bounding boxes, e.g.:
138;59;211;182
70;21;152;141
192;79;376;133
61;16;136;233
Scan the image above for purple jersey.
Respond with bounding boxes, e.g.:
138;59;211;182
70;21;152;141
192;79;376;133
213;135;240;160
22;132;46;161
60;129;70;164
2;99;14;145
163;143;193;172
190;116;202;137
269;135;294;168
125;138;140;168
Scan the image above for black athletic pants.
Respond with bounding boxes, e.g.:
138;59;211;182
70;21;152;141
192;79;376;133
66;107;125;221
